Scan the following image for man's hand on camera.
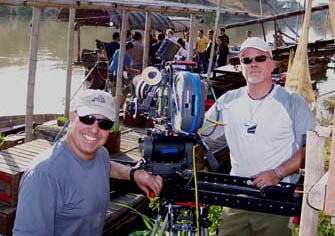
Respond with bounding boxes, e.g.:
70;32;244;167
252;170;280;189
133;169;163;198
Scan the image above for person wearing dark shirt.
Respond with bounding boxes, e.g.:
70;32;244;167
216;35;230;67
220;27;230;45
149;33;165;66
103;32;120;62
206;29;217;69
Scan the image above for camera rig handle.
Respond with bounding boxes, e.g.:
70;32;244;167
110;169;303;217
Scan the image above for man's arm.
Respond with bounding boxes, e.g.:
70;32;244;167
125;66;141;75
110;161;163;197
252;146;305;188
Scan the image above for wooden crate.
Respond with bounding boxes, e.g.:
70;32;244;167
0;139;52;206
0;204;16;236
2;135;25;150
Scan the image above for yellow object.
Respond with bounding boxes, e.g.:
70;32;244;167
197;36;208;53
285;0;315;104
198;116;225;135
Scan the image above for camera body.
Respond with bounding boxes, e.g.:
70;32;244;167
127;39;211;177
129;67;206;135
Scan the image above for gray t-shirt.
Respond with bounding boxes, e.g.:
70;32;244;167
13;139;111;236
202;85;315;182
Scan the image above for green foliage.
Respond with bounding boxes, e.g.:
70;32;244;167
115;202;154;233
109;124;122;133
208;205;223;235
57;116;68;123
318;212;335;236
115;197;161;236
0;133;5;149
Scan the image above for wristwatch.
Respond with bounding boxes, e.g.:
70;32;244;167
129;167;139;182
274;167;284;180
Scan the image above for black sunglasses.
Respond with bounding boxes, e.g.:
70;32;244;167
240;55;270;65
78;115;114;131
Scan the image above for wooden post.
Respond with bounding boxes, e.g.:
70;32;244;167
274;20;277;48
206;0;221;78
187;14;197;62
64;8;76;118
114;10;129;129
25;7;41;142
299;130;325;236
261;22;266;41
324;126;335;215
143;11;151;69
77;24;81;63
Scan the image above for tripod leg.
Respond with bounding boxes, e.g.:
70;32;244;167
158;212;169;236
150;215;162;236
202;228;209;236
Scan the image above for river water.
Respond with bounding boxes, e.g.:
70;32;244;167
0;16;334;119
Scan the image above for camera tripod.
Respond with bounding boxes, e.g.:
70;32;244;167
150;202;211;236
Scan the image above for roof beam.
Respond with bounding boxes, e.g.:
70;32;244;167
224;4;329;29
0;0;250;15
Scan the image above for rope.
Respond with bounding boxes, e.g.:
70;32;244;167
70;61;99;101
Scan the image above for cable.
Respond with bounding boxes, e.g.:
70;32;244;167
192;145;200;236
205;116;224;125
71;61;99;101
198;116;225;135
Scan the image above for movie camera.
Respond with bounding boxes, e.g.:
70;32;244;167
126;39;219;177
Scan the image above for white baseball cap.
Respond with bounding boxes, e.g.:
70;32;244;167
73;89;116;121
239;37;272;58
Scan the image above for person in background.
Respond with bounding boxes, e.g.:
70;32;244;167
220;27;230;45
246;30;253;38
166;28;177;42
103;32;120;63
126;30;132;41
149;33;165;66
216;35;229;67
176;37;187;61
131;31;144;71
13;89;163;236
206;29;217;70
202;37;315;236
184;31;191;59
196;29;209;72
150;33;158;46
109;42;140;106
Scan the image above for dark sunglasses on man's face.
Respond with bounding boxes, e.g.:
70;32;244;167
78;115;114;131
240;55;270;65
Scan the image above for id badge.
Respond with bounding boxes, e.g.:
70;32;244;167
243;120;257;135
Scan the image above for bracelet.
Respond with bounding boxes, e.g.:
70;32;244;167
129;167;138;182
274;167;284;179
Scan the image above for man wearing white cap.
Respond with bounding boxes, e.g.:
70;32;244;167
202;37;315;235
14;89;163;236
